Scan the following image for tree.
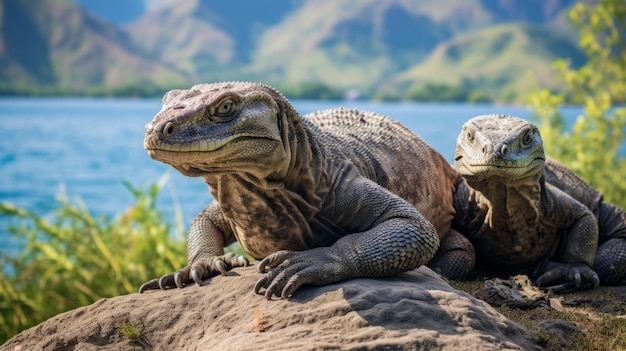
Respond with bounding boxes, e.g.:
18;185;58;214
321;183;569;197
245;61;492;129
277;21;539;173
529;0;626;207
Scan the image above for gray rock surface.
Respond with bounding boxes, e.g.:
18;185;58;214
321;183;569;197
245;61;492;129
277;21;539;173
1;266;540;351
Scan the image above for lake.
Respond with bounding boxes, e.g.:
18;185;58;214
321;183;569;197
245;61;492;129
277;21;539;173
0;97;583;253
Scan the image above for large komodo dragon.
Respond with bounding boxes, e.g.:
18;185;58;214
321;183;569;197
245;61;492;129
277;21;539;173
139;81;472;299
454;114;626;287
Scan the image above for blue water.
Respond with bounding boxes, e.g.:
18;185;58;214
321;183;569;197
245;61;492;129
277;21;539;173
0;97;583;254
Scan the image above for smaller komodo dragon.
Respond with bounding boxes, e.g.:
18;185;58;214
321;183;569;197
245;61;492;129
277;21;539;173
139;82;472;299
454;114;626;288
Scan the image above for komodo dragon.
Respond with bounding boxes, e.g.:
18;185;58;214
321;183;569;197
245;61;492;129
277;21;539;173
139;81;472;299
454;114;626;288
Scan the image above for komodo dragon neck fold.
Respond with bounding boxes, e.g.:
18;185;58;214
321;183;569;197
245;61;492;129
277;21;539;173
470;173;542;226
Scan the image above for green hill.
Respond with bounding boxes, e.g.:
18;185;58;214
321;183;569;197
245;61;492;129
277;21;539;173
123;0;235;80
247;0;447;89
388;23;585;102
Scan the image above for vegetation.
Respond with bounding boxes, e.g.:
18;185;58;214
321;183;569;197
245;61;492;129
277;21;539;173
529;0;626;207
277;82;345;100
451;279;626;351
118;319;153;348
118;320;142;340
397;82;492;103
0;176;186;343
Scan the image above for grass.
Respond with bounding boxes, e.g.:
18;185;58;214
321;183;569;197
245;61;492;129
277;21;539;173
118;320;141;340
118;319;153;348
450;279;626;351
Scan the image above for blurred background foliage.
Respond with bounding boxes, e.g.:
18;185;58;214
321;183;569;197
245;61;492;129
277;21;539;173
530;0;626;207
0;177;186;341
0;174;247;342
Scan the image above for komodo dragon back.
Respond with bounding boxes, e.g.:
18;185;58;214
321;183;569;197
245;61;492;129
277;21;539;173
306;108;458;238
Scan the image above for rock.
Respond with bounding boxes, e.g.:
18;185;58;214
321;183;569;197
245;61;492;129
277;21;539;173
536;319;580;347
474;275;554;310
1;266;540;351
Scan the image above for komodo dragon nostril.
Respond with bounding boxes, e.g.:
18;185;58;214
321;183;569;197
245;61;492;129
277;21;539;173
500;144;508;156
163;122;176;138
481;143;494;155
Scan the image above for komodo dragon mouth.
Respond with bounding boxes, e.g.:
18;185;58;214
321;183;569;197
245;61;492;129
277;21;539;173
455;156;546;178
144;133;282;175
144;132;278;153
144;133;240;153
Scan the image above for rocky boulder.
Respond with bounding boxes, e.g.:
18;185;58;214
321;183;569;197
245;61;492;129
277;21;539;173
1;266;540;350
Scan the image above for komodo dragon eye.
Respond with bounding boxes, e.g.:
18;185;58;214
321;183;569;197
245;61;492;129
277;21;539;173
210;98;238;122
520;129;533;148
217;99;234;115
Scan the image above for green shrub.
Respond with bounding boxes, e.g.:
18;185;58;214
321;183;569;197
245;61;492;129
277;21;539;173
0;175;186;343
529;0;626;208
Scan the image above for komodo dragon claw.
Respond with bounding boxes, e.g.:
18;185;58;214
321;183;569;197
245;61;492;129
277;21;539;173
254;247;351;299
534;261;600;290
139;253;249;293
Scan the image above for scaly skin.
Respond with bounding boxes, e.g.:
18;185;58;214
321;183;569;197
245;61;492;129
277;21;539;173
139;82;463;298
544;158;626;285
454;114;626;288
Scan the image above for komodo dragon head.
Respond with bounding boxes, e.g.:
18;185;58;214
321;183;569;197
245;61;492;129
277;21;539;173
143;82;308;189
454;114;546;187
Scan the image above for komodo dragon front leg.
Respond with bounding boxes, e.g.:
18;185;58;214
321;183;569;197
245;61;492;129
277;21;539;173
253;169;439;298
544;158;626;285
142;173;438;299
140;202;249;292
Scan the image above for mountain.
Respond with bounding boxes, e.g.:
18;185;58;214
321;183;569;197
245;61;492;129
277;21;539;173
124;0;300;80
247;0;452;89
0;0;586;101
121;0;580;98
245;0;580;99
389;23;585;101
0;0;186;94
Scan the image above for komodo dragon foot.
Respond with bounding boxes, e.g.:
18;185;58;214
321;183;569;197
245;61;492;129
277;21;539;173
139;253;249;292
533;261;600;290
254;247;353;299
